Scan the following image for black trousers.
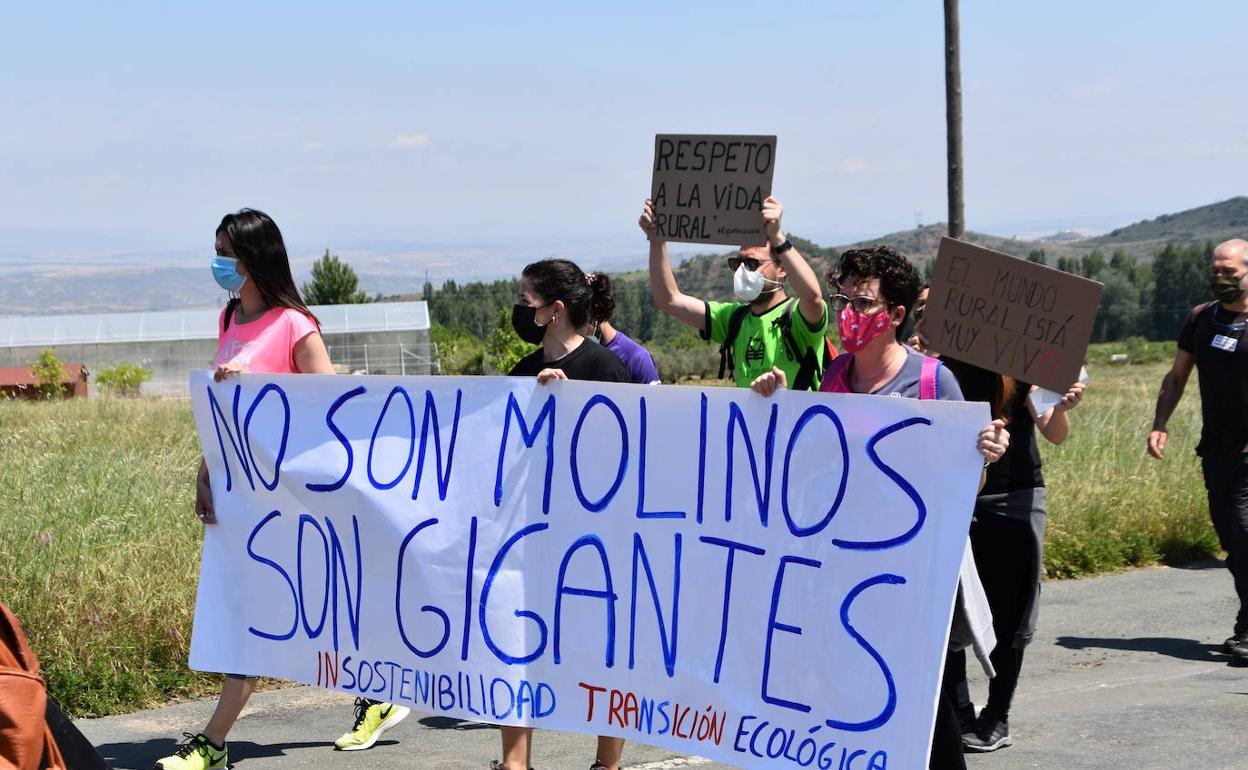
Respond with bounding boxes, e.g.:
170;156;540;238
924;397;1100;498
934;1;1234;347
967;513;1035;722
46;696;112;770
1200;452;1248;634
928;654;968;770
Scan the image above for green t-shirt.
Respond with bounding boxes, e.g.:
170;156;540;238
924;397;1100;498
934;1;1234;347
701;298;829;388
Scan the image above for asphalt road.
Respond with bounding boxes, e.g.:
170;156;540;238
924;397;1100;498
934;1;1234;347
77;561;1248;770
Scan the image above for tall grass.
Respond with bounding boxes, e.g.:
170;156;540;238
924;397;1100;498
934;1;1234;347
1041;360;1216;577
0;398;215;716
0;358;1218;716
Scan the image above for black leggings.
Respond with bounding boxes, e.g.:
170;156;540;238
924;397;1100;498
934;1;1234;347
929;655;968;770
968;513;1036;722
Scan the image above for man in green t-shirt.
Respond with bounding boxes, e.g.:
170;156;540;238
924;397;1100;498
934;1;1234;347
639;195;828;388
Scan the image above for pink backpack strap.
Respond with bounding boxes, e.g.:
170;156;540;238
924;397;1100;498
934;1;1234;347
819;352;854;393
919;356;941;401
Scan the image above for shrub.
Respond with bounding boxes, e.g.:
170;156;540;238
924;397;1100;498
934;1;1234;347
94;361;154;397
28;348;67;399
484;309;534;374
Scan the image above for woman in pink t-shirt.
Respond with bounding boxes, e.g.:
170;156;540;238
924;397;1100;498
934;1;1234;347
160;210;405;770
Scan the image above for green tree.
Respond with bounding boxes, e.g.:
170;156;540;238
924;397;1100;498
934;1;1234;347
94;360;153;397
1094;271;1141;342
484;309;534;374
1027;248;1048;266
301;249;371;305
29;348;67;399
1109;248;1137;282
430;324;484;375
1150;243;1209;338
1081;249;1107;279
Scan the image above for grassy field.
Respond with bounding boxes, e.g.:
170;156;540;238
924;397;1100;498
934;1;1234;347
0;356;1215;716
1042;360;1215;577
0;397;214;716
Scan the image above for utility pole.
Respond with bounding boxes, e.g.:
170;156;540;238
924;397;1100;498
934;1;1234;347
944;0;965;240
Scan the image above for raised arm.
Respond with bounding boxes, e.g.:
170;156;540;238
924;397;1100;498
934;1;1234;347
763;196;825;325
640;199;707;331
1147;348;1195;459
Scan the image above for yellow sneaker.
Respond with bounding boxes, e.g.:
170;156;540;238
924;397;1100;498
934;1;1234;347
155;733;228;770
333;698;410;751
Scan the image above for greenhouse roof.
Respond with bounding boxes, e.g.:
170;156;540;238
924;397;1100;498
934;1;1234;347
0;301;430;347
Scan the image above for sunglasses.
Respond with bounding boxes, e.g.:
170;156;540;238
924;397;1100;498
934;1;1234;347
727;256;764;272
828;293;890;314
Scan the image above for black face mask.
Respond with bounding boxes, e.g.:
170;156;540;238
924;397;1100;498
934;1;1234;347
511;303;548;345
1211;274;1246;304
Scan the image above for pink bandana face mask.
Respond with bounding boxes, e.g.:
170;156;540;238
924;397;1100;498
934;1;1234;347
838;306;892;353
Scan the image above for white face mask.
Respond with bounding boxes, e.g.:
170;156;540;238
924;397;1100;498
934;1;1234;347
733;263;782;302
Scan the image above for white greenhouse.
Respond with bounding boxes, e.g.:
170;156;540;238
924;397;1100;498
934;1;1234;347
0;301;437;396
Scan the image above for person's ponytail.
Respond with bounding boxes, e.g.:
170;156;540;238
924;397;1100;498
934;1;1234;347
587;272;616;325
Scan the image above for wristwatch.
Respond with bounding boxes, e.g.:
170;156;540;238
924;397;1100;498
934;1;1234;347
771;238;794;257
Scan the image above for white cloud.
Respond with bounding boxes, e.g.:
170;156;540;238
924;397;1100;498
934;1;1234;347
303;140;326;152
838;158;872;174
389;133;431;150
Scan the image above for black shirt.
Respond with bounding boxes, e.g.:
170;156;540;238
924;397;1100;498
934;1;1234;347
945;361;1044;494
509;338;631;382
1178;302;1248;457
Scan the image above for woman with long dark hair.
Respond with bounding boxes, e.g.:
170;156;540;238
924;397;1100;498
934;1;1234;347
496;259;628;770
158;210;407;770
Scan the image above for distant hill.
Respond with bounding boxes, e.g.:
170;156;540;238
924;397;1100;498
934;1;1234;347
652;227;1078;302
3;198;1243;316
1081;196;1248;254
653;197;1247;301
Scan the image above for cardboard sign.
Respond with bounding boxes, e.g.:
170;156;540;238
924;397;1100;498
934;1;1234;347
189;372;988;770
649;134;777;246
924;237;1104;392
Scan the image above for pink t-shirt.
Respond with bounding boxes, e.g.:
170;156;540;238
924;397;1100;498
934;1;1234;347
215;306;319;374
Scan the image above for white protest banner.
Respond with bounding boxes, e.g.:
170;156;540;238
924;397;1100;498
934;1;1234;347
649;134;777;246
189;372;987;770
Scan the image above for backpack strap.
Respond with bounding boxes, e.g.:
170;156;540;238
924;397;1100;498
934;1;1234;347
919;356;942;401
775;299;835;392
819;351;854;393
717;304;753;381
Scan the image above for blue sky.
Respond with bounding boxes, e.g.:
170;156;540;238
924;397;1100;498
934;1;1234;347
2;1;1246;255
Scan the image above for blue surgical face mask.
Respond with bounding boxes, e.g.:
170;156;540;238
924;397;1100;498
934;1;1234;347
211;255;247;293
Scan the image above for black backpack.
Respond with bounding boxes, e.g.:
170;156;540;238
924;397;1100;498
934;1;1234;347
717;298;831;391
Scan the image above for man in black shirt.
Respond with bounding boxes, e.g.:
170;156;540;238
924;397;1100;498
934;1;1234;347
1149;238;1248;661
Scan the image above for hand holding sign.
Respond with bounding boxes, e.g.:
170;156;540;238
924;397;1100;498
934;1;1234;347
762;196;784;245
638;199;658;236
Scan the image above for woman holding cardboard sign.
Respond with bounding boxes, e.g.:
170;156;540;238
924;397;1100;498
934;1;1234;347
911;286;1086;754
497;257;628;770
749;246;1009;770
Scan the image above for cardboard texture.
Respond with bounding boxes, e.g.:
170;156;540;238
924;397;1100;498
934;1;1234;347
924;237;1104;392
649;134;776;246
